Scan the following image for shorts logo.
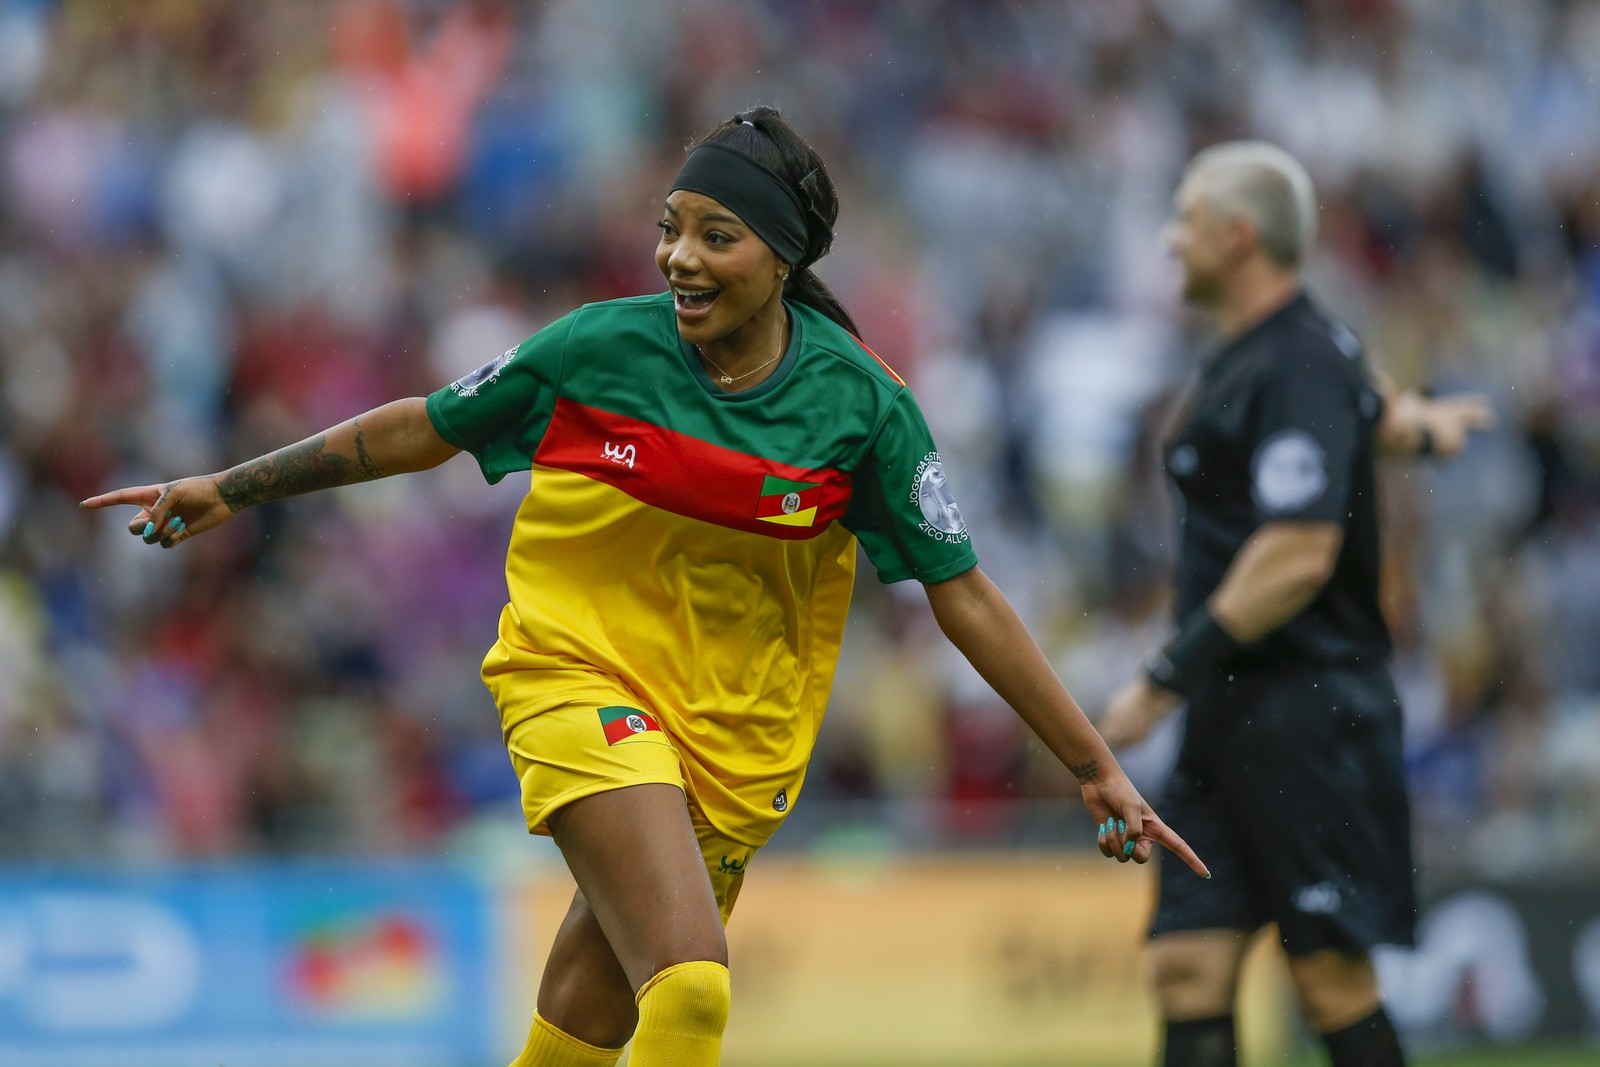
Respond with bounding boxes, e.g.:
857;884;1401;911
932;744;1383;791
449;345;518;397
598;705;661;745
911;452;969;543
1252;430;1327;513
771;788;788;813
1294;881;1343;915
718;854;749;876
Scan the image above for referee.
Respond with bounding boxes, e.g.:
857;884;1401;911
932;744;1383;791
1101;142;1493;1067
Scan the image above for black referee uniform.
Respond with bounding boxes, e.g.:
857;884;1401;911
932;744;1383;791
1150;290;1417;955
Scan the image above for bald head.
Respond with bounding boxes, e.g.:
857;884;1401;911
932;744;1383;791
1181;142;1317;269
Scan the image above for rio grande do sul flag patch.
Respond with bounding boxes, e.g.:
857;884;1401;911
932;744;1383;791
754;474;822;528
598;705;662;745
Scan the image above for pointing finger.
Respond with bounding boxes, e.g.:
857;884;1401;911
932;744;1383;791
80;485;161;511
1143;814;1210;879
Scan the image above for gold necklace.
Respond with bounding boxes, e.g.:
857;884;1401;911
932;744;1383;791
695;318;790;386
696;345;782;385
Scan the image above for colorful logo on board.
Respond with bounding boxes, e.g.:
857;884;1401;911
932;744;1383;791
286;911;446;1020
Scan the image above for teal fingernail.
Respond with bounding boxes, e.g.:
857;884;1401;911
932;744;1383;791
168;516;183;529
142;521;155;538
1123;840;1136;856
1117;819;1126;835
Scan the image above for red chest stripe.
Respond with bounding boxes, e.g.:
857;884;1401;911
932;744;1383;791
535;399;852;540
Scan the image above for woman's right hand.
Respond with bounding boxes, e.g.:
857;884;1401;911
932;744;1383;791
80;475;233;549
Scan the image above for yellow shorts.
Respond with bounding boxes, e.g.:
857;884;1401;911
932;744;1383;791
492;667;755;924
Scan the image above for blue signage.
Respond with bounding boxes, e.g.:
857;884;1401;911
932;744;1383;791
0;863;495;1067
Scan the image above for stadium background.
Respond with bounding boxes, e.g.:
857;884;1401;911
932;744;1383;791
2;0;1598;1063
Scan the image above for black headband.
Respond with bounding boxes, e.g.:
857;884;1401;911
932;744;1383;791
670;143;809;267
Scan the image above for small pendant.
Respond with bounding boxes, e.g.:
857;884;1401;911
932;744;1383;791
719;374;733;384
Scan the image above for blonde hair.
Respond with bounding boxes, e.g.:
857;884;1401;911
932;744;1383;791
1185;141;1317;268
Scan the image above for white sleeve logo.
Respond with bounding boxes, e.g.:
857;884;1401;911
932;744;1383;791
450;345;519;397
911;453;969;542
1252;430;1327;512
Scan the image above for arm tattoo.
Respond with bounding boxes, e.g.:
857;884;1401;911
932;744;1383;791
1068;758;1099;784
352;423;382;480
217;420;386;512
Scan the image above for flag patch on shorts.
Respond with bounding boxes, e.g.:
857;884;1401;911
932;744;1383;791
598;705;662;745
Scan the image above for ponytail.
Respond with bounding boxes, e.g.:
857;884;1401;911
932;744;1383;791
785;267;859;337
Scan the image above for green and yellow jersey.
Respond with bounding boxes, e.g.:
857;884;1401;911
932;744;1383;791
426;293;976;845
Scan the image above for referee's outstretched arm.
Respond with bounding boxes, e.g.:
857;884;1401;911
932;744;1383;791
1370;370;1495;459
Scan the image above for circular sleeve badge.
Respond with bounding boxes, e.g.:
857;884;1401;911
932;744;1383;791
912;454;968;538
1251;429;1328;512
450;345;518;397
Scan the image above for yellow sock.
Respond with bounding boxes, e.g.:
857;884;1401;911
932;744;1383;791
509;1011;624;1067
630;960;731;1066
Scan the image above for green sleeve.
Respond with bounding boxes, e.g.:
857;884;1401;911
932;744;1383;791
425;311;576;484
843;388;979;584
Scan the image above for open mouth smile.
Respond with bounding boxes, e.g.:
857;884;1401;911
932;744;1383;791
673;286;721;315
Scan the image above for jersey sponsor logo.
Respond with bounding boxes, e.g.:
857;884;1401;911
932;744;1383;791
597;705;662;745
911;452;969;543
771;788;788;812
602;441;637;469
449;345;518;397
1294;881;1343;915
1252;429;1328;512
754;475;822;528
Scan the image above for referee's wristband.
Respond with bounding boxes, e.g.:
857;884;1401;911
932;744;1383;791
1142;607;1243;696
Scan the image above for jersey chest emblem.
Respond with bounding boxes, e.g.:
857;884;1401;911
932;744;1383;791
754;475;823;528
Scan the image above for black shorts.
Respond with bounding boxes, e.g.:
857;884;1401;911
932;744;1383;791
1149;663;1417;956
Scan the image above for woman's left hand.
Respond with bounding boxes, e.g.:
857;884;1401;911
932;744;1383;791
1081;774;1209;878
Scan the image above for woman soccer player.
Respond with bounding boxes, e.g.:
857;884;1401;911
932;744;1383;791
84;107;1205;1067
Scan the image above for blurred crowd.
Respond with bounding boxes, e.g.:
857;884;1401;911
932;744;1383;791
2;0;1598;875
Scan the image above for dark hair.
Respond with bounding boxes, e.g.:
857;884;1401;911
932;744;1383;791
692;106;860;337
